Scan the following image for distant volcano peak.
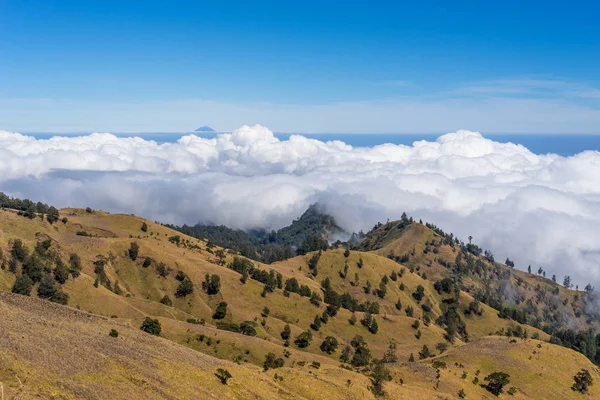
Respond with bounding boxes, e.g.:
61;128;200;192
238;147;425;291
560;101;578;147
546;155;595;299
194;126;215;132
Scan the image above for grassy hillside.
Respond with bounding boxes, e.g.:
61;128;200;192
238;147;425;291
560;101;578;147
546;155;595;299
0;205;597;399
385;336;600;399
0;292;375;400
358;219;600;335
431;336;600;399
269;249;549;356
1;292;597;399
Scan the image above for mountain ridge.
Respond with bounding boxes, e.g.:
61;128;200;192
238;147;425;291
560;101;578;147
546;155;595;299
170;203;347;263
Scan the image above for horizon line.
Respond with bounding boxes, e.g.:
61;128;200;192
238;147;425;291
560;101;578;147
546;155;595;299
11;130;600;136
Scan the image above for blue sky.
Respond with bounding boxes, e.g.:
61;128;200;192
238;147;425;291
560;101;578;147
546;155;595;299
1;0;599;133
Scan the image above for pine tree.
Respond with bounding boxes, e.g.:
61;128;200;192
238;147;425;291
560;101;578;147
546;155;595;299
54;260;70;284
311;314;322;331
320;336;339;354
69;253;82;277
175;278;194;297
350;335;372;367
418;344;430;359
159;295;173;306
46;206;60;224
382;341;398;363
369;361;391;397
12;274;33;296
395;298;402;311
349;313;357;325
128;242;140;261
369;318;379;334
37;275;58;299
281;324;291;340
340;345;352;363
310;291;321;306
204;274;221;295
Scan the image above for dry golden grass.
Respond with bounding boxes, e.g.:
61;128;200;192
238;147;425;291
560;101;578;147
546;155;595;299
425;335;600;399
0;208;596;399
363;220;589;335
0;292;386;400
369;221;435;259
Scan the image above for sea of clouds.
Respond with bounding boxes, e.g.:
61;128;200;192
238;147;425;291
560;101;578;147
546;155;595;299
1;125;599;286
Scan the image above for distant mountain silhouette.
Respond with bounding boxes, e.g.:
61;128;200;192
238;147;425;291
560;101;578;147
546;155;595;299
195;126;216;132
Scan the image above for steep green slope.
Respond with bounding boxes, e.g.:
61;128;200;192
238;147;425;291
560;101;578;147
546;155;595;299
169;203;345;263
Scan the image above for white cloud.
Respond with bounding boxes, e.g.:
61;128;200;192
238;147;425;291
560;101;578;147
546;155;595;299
1;125;599;287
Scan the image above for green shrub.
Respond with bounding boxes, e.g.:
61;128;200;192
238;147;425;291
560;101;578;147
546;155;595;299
482;372;510;396
216;321;240;333
175;278;194;298
239;321;257;336
140;317;161;336
215;368;232;384
320;336;339;354
572;368;593;394
37;275;58;299
160;295;173;306
212;301;228;319
263;352;284;371
294;330;313;348
12;274;33;296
